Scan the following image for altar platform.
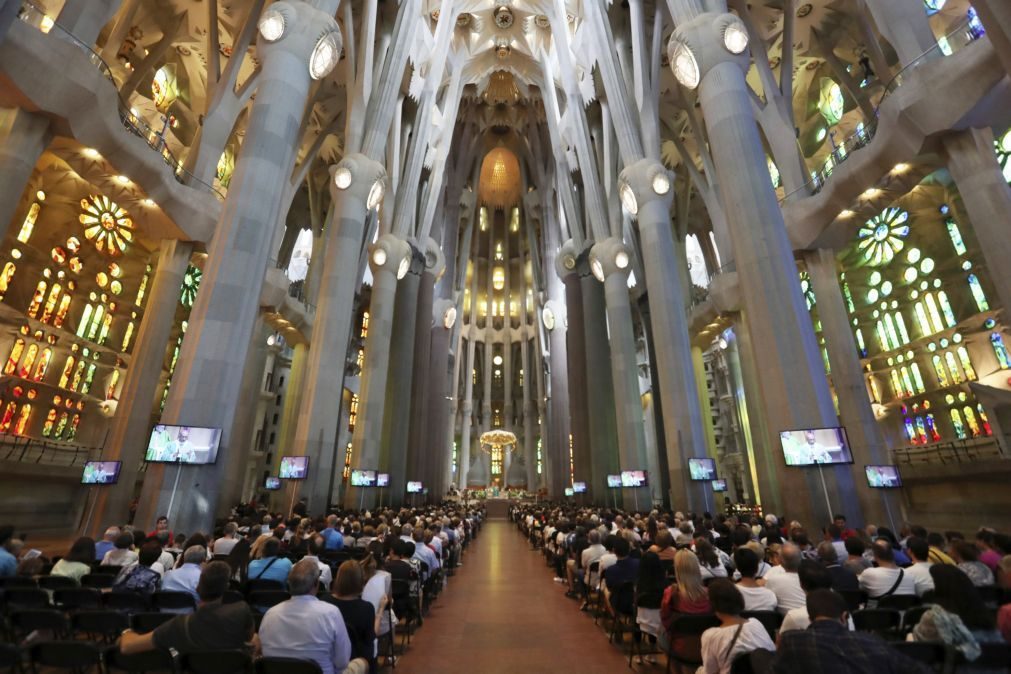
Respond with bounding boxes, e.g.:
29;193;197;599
485;498;513;519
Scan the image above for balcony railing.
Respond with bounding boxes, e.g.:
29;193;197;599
0;433;101;468
16;1;225;201
779;16;982;204
891;437;1004;466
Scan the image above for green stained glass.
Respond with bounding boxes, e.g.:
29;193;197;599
900;367;915;397
937;291;957;327
81;363;97;395
854;328;866;356
957;346;977;381
884;313;900;350
889;369;903;398
991;333;1010;369
857;207;909;267
894;312;910;345
925;293;945;333
932;354;950;387
876;321;889;352
968;274;989;312
950;408;966;439
181;265;202;307
911;363;925;393
842;280;855;313
945;351;964;384
914;303;932;337
996;128;1011;183
945;218;967;255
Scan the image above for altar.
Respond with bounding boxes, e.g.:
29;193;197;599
485;498;513;520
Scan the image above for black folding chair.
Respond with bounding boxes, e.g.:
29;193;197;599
152;592;196;614
254;656;324;674
836;589;867;612
975;584;1003;609
3;588;49;613
105;646;176;673
37;576;78;592
662;614;720;674
852;608;902;637
730;648;775;674
11;609;70;640
0;642;20;673
53;588;102;611
742;611;784;641
130;612;175;634
73;610;130;644
902;605;931;635
80;574;116;590
0;578;37;589
97;565;124;576
244;580;284;594
877;594;919;611
104;592;151;613
179;650;252;674
28;640;103;672
246;590;289;615
890;641;945;668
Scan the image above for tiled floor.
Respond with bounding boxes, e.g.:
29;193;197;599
392;520;643;674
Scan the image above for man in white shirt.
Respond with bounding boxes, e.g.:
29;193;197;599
764;543;806;615
733;548;778;612
778;561;855;636
903;537;935;597
258;560;366;674
858;540;917;603
302;537;333;590
212;523;239;556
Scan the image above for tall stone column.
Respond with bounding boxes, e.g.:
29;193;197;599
941;128;1011;316
805;249;898;528
502;234;514;485
559;251;591;496
293;155;386;512
518;248;537;492
380;247;423;503
534;319;549;494
864;0;938;66
274;342;308;511
424;298;453;499
458;334;476;489
670;11;859;526
344;234;411;510
972;1;1011;76
589;238;650;511
406;265;436;496
620;160;709;512
545;295;570;499
56;0;121;45
87;240;192;535
136;1;342;533
0;109;52;243
582;264;620;504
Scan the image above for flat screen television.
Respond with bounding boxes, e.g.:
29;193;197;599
264;476;281;490
407;481;423;493
279;456;309;480
780;427;854;466
377;473;390;487
351;470;377;487
865;464;903;488
688;458;717;481
564;487;574;496
145;425;222;464
572;481;587;494
81;461;121;485
711;478;728;492
621;470;649;488
606;474;622;488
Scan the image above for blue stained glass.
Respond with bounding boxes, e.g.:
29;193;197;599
937;291;957;327
968;274;990;312
950;409;967;440
945;218;967;255
992;333;1010;369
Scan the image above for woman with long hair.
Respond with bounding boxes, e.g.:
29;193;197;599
360;545;394;645
695;538;728;580
911;564;1002;667
331;560;385;673
660;550;712;654
51;537;95;584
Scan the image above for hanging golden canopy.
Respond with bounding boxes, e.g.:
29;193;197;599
478;147;521;210
479;429;517;453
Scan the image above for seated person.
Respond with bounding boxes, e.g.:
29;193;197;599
700;579;775;674
842;537;870;576
733;548;778;612
816;541;859;592
774;590;931;673
858;540;916;604
909;564;1004;663
660;549;711;653
303;536;333;590
779;560;851;636
161;545;206;602
119;561;254;655
247;537;293;587
328;560;383;673
51;537;96;585
112;542;162;594
765;543;806;615
259;559;366;674
603;536;640;615
951;541;996;587
95;527;120;562
648;530;677;562
103;532;139;568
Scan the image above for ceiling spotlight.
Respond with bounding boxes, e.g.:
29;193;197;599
443;306;457;329
115;175;130;184
615;251;629;269
372;248;388;267
258;8;286;42
590;257;605;282
839;209;854;218
309;31;340;80
83;148;100;159
35;190;45;202
652;172;671;195
619;183;638;215
892;163;909;173
493;355;503;366
862;187;880;199
397;256;410;280
723;22;749;54
334;166;352;189
367;179;385;210
672;42;700;89
142;198;155;206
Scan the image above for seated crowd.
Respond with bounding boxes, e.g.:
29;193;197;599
513;505;1011;673
0;501;484;673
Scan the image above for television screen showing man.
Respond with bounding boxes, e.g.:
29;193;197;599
82;461;121;485
688;458;716;481
145;425;221;464
620;470;648;487
279;456;309;479
865;465;902;488
606;474;622;488
780;427;853;466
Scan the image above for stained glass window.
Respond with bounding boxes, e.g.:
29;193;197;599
818;79;845;125
944;218;967;255
945;351;963;384
900;367;915;397
876;321;889;352
925;294;945;333
910;363;925;392
54;295;72;328
991;332;1010;369
855;328;867;357
977;404;992;436
931;354;950;387
13;404;31;435
40;284;61;324
967;274;989;311
58;356;75;389
996;128;1011;183
81;364;97;395
4;339;24;375
841;277;855;313
937;291;957;327
0;262;16;301
950;408;966;439
121;321;135;352
889;369;903;398
66;414;81;441
181;265;201;307
53;412;68;439
32;348;52;382
86;305;104;342
903;417;916;442
18;344;39;379
857;207;909;266
962;406;981;437
894;312;910;344
79;195;134;256
42;408;57;437
925;413;941;442
914;303;932;337
135;266;150;307
27;281;46;318
956;347;977;381
105;369;120;400
884;314;901;350
914;417;928;444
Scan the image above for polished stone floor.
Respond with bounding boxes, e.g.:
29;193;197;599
394;519;635;674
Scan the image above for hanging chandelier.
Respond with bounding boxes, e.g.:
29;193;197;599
479;429;517;453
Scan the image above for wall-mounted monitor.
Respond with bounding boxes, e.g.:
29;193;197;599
145;425;222;464
407;481;423;494
377;473;390;487
264;476;281;491
711;478;728;492
688;458;717;481
621;470;649;488
564;487;574;496
82;461;121;485
351;470;377;487
572;481;587;494
279;456;309;479
865;464;903;488
606;474;622;488
780;427;854;466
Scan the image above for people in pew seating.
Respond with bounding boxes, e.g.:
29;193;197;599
734;548;779;612
161;545;206;601
102;532;139;568
700;579;776;674
857;540;917;605
112;541;162;594
95;526;120;562
119;561;254;655
952;540;997;587
815;541;859;593
248;537;294;588
50;537;95;585
327;560;382;674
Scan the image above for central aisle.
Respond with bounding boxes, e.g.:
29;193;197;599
394;520;632;674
